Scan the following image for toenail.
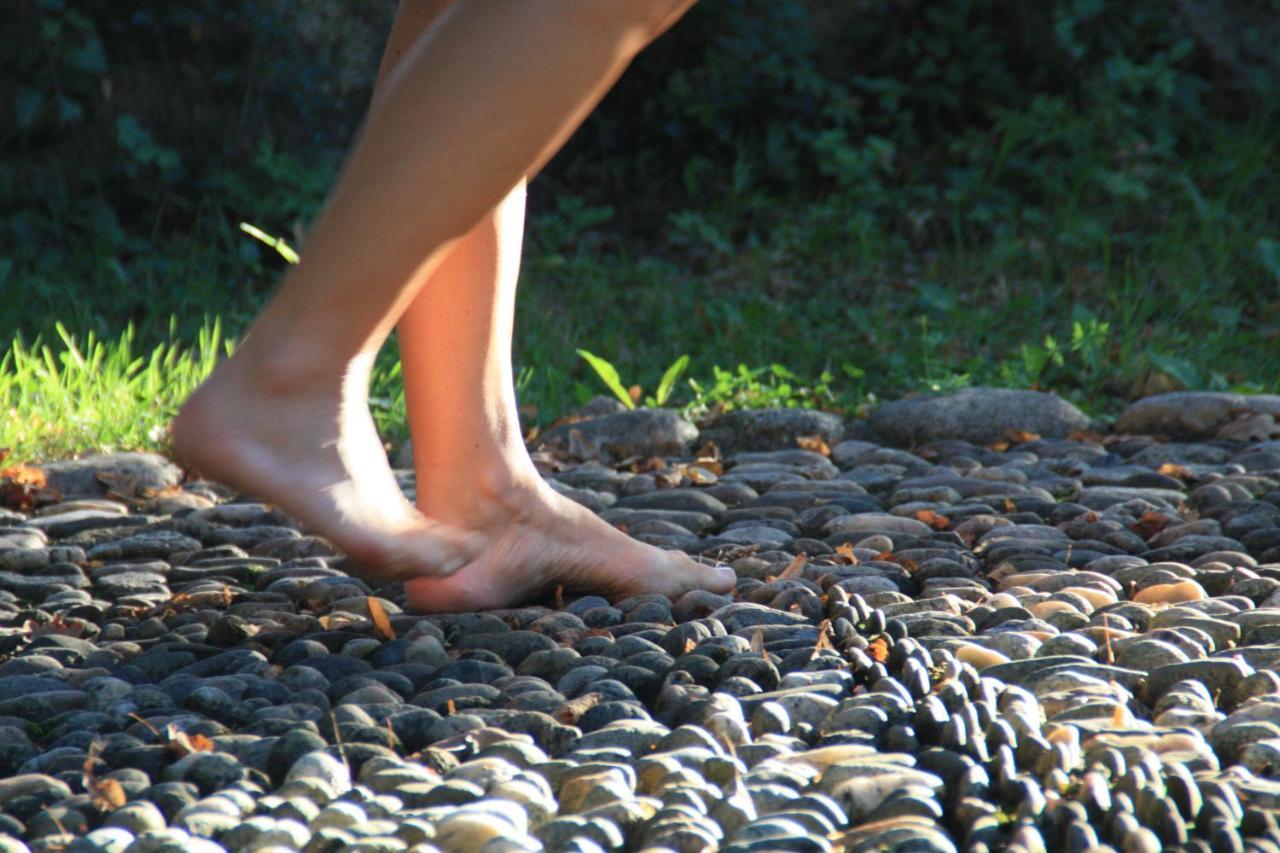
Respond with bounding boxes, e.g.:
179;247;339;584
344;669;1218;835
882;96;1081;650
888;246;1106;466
440;555;468;575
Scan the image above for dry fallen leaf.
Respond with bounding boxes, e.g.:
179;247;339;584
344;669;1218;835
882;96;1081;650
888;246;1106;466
165;724;215;758
633;456;668;473
445;699;457;716
866;635;891;664
834;543;859;565
681;464;718;485
554;584;565;611
874;551;918;573
90;778;127;811
750;628;765;657
23;612;87;640
988;440;1011;452
914;509;951;530
655;469;684;489
82;745;127;812
554;692;603;725
778;552;808;580
683;637;697;655
1003;428;1041;444
628;385;642;405
1157;462;1196;481
127;713;160;737
1131;511;1172;540
796;435;831;457
811;619;835;660
0;463;58;510
367;598;396;641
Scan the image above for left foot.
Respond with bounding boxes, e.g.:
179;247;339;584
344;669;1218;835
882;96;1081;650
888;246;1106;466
405;473;735;612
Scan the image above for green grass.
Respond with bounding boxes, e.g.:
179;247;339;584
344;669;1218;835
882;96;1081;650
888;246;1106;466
0;320;231;461
3;110;1277;463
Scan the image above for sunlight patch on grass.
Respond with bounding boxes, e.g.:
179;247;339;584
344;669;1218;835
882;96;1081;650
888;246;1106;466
0;319;231;462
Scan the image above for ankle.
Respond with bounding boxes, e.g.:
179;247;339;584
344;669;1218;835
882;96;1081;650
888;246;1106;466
226;339;372;402
415;451;545;520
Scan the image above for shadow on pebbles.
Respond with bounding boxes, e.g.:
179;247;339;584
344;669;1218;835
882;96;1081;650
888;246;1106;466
1;390;1280;851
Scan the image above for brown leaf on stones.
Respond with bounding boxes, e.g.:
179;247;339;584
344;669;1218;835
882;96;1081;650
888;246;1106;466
1157;463;1196;481
554;692;603;725
554;584;565;611
164;724;214;758
127;713;161;737
914;509;951;530
655;468;684;489
796;435;831;457
683;637;697;655
22;612;87;640
834;543;859;565
628;385;643;405
1131;511;1172;541
866;635;891;664
811;619;835;660
446;699;457;716
750;628;765;657
1069;429;1107;444
82;744;126;812
90;778;126;812
988;440;1010;452
778;553;808;580
679;463;718;485
694;440;724;475
367;598;396;641
0;463;59;510
875;551;918;573
1002;428;1041;445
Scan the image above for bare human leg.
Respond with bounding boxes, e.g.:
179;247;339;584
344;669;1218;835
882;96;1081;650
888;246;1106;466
373;1;734;610
174;0;734;598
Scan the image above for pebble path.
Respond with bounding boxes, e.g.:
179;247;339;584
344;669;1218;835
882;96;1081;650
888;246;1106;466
1;389;1280;852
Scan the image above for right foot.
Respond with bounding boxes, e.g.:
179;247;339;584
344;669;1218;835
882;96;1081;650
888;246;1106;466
172;354;480;581
404;472;738;612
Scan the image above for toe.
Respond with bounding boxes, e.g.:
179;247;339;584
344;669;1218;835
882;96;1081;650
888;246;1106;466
663;551;737;597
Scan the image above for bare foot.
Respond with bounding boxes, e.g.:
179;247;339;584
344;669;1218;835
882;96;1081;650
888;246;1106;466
172;354;480;581
405;474;737;612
